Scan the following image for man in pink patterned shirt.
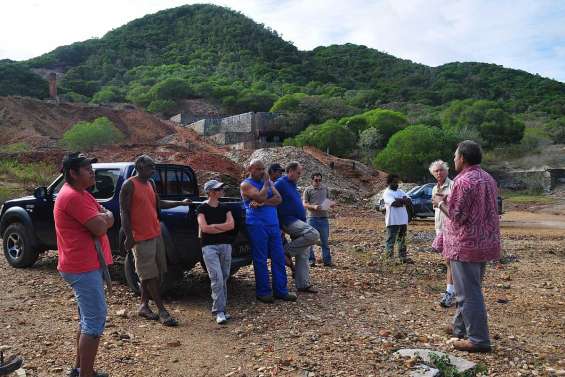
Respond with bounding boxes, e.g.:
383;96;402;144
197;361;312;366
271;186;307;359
433;140;500;353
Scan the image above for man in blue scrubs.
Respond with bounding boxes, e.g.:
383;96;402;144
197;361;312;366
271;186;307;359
275;162;319;293
240;159;297;303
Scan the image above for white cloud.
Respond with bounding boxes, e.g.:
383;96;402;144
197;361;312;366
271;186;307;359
0;0;563;82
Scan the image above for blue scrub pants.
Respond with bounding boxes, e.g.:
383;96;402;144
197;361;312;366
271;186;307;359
247;223;288;297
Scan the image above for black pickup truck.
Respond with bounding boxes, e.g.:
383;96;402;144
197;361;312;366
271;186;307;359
0;162;251;293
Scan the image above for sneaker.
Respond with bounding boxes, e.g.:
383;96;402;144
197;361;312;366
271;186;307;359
440;291;455;308
224;313;231;320
216;312;227;324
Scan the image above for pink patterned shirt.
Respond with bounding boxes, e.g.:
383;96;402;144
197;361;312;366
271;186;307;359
443;165;501;262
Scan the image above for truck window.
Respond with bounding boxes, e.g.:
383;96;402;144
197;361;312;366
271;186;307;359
162;168;195;196
91;169;121;200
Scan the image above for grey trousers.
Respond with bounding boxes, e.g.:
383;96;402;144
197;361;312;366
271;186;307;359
450;260;491;347
282;220;320;289
202;244;232;314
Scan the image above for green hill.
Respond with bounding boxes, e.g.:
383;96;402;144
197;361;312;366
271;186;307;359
2;3;564;118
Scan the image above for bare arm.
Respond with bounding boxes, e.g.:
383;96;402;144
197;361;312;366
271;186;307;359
84;215;111;237
240;174;271;203
159;198;191;209
119;180;135;249
98;206;114;228
197;213;225;234
213;211;235;231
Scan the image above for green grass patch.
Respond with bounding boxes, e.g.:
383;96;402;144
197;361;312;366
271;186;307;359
502;190;554;205
0;142;29;153
0;159;59;190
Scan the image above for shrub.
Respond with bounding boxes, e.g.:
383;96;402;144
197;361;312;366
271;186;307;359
62;117;125;150
147;99;176;114
545;117;565;143
441;99;524;149
373;125;457;181
285;119;356;157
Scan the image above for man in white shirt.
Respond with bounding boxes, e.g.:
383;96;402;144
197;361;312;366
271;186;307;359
430;160;455;307
382;174;413;263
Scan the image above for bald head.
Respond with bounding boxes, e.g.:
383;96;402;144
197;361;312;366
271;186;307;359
248;159;266;180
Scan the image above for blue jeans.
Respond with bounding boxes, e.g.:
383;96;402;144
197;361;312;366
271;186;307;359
247;223;288;297
60;268;107;337
308;217;331;264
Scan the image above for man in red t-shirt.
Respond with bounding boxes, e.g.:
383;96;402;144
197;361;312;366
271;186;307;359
120;155;190;326
55;152;114;377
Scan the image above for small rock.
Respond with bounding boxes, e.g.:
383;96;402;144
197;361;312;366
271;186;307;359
49;367;64;373
116;309;127;318
379;330;392;337
167;340;181;348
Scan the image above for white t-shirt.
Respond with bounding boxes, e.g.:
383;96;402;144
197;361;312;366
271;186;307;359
383;188;409;226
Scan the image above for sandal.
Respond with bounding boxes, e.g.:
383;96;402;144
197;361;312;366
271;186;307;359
159;311;178;327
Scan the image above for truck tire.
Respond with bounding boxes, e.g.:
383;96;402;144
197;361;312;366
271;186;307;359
124;251;183;296
2;223;39;268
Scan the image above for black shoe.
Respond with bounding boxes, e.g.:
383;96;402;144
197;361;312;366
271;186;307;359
309;260;316;267
323;262;335;267
256;295;275;304
400;258;414;264
274;292;297;302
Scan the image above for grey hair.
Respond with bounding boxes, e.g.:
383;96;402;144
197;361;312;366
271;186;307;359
134;154;154;170
248;158;264;168
285;161;301;173
428;160;449;174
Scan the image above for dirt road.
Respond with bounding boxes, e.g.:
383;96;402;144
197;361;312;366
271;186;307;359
1;207;563;376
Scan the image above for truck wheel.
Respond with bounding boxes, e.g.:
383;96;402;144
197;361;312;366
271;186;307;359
2;223;39;268
124;251;183;296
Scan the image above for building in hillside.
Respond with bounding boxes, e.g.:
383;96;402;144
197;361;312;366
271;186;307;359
501;167;565;192
177;111;288;149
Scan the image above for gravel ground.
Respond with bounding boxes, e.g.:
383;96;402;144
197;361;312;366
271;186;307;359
1;206;564;377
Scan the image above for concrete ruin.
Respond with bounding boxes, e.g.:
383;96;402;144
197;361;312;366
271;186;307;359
498;167;565;192
174;111;287;149
48;72;57;99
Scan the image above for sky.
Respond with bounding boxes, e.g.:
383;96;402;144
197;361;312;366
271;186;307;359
1;0;564;82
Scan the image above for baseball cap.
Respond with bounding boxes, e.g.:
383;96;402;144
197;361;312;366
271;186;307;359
268;163;284;173
204;179;225;193
61;152;97;172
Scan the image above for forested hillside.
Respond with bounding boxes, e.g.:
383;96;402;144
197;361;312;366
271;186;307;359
1;4;564;179
1;4;563;117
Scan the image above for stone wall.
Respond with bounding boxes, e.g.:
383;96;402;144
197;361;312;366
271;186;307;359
186;111;287;148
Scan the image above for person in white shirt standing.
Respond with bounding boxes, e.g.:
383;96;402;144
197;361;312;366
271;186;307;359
430;160;455;307
382;174;413;264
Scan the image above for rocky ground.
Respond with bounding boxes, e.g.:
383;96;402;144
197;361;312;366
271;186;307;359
1;206;564;377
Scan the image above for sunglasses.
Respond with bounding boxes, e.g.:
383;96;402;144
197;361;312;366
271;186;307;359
313;179;322;182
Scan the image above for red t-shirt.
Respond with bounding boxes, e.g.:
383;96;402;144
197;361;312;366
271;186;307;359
54;183;113;273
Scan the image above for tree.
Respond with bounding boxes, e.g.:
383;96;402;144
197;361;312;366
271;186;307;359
91;85;125;103
441;99;524;149
62;117;125;150
342;109;408;139
358;127;385;160
373;125;457;182
271;93;359;135
285;120;356;157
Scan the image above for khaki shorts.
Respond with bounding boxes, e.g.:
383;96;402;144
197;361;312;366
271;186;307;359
132;236;167;281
